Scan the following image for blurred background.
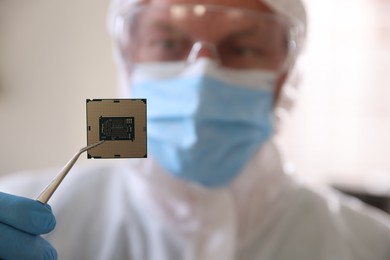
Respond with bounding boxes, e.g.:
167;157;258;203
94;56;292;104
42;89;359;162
277;0;390;196
0;0;117;174
1;0;390;207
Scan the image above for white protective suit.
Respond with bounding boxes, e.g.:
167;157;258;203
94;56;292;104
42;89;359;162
1;0;390;259
0;140;390;260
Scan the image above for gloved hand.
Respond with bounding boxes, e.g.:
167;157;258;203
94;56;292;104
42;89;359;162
0;192;57;260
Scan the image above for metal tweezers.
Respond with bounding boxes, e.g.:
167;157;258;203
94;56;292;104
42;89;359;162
36;140;105;204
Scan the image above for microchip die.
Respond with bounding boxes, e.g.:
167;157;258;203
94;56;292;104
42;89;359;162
99;117;135;141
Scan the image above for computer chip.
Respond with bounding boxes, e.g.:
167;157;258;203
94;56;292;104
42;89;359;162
86;99;147;159
99;117;135;141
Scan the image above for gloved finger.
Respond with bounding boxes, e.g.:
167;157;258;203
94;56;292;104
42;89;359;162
0;192;56;235
0;222;57;260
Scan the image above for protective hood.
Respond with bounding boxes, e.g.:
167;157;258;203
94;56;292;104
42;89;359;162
107;0;307;37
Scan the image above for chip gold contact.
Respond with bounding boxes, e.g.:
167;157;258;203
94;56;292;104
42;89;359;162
86;99;147;158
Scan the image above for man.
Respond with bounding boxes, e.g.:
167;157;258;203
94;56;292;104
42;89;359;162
1;0;390;259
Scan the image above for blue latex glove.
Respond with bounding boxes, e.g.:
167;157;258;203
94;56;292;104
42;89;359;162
0;192;57;260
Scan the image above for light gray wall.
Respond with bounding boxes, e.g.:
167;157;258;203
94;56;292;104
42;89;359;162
0;0;117;175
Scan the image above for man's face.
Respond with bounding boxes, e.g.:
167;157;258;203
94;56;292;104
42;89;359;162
119;0;289;99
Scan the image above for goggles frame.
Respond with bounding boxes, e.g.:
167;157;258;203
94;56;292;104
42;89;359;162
113;4;304;74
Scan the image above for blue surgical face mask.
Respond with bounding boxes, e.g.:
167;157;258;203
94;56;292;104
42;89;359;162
131;58;276;187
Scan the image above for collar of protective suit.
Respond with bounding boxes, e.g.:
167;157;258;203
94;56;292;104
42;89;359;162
126;140;290;259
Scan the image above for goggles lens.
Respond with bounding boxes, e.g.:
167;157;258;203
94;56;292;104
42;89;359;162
114;4;302;71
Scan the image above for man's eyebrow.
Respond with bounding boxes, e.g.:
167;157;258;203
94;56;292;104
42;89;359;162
221;26;265;41
152;22;175;31
148;21;185;35
224;23;286;44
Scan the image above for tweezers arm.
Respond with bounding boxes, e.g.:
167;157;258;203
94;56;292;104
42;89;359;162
36;140;105;204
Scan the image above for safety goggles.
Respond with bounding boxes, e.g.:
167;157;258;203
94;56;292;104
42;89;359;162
113;4;304;72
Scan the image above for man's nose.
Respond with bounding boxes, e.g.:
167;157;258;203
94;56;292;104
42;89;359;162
187;41;220;63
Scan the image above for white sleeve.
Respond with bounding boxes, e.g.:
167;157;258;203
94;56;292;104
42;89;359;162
0;168;58;199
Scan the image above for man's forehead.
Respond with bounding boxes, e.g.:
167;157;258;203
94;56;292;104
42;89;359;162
147;0;274;13
136;4;283;43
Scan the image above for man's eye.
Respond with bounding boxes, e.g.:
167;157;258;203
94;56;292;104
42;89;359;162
232;46;265;57
163;40;179;50
145;36;191;61
154;39;182;50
